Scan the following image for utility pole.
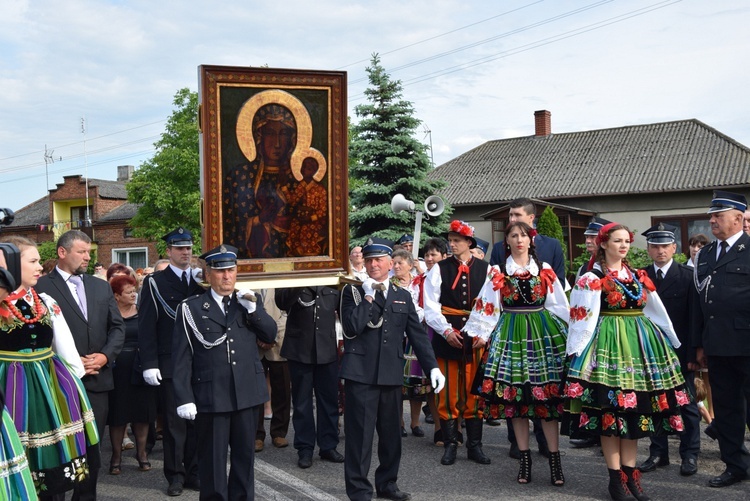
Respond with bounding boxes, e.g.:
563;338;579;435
43;145;61;192
81;118;91;227
423;124;434;168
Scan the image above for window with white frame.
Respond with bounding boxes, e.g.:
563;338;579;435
113;247;148;269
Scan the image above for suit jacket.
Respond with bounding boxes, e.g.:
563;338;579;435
138;268;205;378
276;286;339;365
340;282;437;386
490;234;566;283
36;268;125;392
693;232;750;357
172;290;277;413
642;261;699;367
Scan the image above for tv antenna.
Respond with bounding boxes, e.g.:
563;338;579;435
43;145;62;192
423;124;434;168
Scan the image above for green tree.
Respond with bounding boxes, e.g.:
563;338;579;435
127;88;200;255
536;207;568;273
349;54;451;246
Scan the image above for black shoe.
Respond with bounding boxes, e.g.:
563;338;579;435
485;417;503;426
376;485;411;500
637;455;669;473
319;448;344;463
184;478;200;491
411;426;425;437
680;458;698;476
704;422;718;440
401;427;408;437
708;470;746;488
298;453;313;469
425;413;435;424
509;442;520;460
537;441;550;459
569;436;598;448
167;481;183;496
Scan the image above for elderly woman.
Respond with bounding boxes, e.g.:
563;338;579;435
107;274;157;475
0;236;98;497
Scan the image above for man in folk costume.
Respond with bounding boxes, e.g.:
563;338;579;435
424;220;492;466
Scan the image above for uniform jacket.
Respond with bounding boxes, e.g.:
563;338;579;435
340;282;437;386
642;262;699;366
36;269;125;392
276;286;339;365
138;268;205;378
490;234;566;283
172;290;277;413
693;232;750;357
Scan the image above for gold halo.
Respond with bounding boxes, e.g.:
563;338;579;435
236;89;327;182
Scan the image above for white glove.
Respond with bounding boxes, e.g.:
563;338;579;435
143;368;162;386
177;403;197;420
237;289;257;314
362;278;376;298
430;368;446;394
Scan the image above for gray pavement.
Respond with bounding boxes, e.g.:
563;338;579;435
96;414;749;500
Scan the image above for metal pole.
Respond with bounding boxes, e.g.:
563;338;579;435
412;210;423;263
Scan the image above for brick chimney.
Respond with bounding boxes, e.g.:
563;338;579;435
117;165;134;182
534;110;551;136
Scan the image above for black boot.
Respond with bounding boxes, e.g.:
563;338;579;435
440;419;458;465
549;451;564;486
465;419;491;464
608;468;633;500
622;466;650;501
517;449;532;484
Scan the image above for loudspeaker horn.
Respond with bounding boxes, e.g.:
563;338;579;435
391;194;415;214
424;195;444;217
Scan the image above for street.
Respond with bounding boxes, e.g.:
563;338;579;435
96;412;749;500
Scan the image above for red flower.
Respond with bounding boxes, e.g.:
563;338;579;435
547;383;560;397
567;382;584;398
606;291;624;307
579;412;590;427
504;405;516;418
483;301;495;316
657;393;669;411
674;390;690;406
622;392;638;409
503;386;518;401
532;386;547;401
602;413;616;429
474;298;484;312
481;379;494;394
601;277;616;293
535;405;548;418
669;415;684;432
570;306;587;322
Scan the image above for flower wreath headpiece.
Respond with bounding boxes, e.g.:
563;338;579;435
449;220;475;237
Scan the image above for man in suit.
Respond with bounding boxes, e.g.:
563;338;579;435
36;229;125;501
637;224;702;476
172;244;277;501
138;227;205;496
424;221;492;467
341;238;445;501
488;198;564;458
693;190;750;488
275;285;344;469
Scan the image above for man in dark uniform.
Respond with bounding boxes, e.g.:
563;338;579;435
275;286;344;469
138;227;205;496
424;221;492;466
693;190;750;488
172;244;277;500
341;238;445;501
36;229;125;501
637;224;701;476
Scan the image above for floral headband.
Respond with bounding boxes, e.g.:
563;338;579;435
449;220;475;237
595;222;634;246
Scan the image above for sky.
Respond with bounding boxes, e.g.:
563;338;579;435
1;0;749;214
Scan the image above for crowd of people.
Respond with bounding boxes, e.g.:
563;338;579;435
0;190;748;500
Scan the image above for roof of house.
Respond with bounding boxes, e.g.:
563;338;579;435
89;178;128;199
429;119;750;206
7;196;50;227
99;202;140;221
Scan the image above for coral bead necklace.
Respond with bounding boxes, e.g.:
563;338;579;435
3;288;45;324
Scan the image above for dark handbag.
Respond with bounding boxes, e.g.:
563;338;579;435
130;350;147;386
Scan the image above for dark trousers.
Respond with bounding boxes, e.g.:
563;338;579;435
344;381;401;501
195;406;259;501
649;370;701;460
161;379;199;484
707;355;750;476
256;359;291;440
288;360;340;455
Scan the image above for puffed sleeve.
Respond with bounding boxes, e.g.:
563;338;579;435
566;272;602;356
541;265;570;323
423;265;452;337
43;293;85;378
643;290;680;348
462;265;503;341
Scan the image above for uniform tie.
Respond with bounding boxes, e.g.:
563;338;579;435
718;240;728;261
68;274;88;320
656;268;664;287
181;270;189;290
222;295;230;316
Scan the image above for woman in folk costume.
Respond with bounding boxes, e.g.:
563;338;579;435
563;223;687;501
0;236;98;498
463;221;569;486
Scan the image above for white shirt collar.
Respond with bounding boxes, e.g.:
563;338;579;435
169;264;190;283
210;288;231;310
505;255;539;276
722;230;744;250
654;259;673;276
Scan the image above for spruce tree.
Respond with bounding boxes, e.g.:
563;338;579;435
536;206;568;274
349;54;451;247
